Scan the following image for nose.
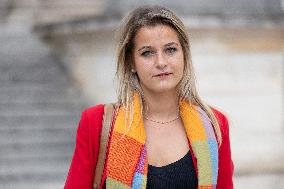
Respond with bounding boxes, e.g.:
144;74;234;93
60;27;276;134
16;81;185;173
155;51;167;69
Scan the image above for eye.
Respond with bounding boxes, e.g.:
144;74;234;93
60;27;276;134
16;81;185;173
141;50;154;57
165;47;177;54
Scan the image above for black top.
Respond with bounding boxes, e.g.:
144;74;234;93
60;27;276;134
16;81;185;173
146;151;197;189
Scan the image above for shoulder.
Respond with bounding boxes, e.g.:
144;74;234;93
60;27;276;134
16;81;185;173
77;104;105;137
211;107;230;137
76;104;105;151
82;104;105;118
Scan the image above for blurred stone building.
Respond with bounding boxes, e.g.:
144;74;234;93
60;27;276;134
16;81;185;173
0;0;283;188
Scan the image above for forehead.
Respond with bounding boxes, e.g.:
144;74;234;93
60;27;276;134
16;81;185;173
133;24;179;47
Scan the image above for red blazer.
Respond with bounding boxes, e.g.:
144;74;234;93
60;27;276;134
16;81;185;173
64;104;234;189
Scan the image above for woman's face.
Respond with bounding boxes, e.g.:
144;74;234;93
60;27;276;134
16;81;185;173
132;24;184;95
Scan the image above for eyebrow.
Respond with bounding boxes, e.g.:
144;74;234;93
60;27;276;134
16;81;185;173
137;42;178;52
138;46;151;52
165;42;178;47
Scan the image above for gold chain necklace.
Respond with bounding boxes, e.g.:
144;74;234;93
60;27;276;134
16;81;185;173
144;114;180;124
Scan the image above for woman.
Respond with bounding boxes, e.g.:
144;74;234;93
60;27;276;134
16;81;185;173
64;5;234;189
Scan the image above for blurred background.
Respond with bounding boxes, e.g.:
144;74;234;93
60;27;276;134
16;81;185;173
0;0;283;188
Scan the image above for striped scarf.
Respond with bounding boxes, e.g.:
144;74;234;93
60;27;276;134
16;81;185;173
106;93;218;188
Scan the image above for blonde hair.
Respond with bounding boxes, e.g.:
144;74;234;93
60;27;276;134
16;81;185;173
115;5;222;145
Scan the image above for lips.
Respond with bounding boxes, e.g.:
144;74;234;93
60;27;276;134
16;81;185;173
153;72;173;77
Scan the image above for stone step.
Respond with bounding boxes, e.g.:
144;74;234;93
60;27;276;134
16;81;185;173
0;114;81;128
0;126;74;143
0;122;74;131
0;154;71;166
0;78;71;88
0;82;74;91
0;48;56;64
0;164;69;178
0;53;64;68
0;102;82;115
0;181;63;189
0;124;72;131
0;21;87;187
0;65;66;82
0;143;72;182
0;92;84;104
0;173;66;185
0;159;69;183
0;50;53;68
0;131;73;145
0;55;71;84
0;99;84;107
0;109;77;117
0;142;74;160
0;86;81;98
0;55;53;69
0;118;79;130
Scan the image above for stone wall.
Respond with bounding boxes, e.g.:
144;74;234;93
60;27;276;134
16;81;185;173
34;0;105;24
104;0;283;17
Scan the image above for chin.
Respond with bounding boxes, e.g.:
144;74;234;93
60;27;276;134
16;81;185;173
141;81;179;94
150;85;178;94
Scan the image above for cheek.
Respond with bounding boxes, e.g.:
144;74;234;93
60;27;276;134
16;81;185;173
170;53;184;73
178;53;185;70
174;60;185;83
136;64;152;81
134;57;153;76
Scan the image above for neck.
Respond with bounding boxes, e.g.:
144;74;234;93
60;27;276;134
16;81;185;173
142;90;179;120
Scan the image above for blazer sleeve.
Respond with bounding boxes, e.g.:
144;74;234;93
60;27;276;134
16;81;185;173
214;109;234;189
64;105;104;189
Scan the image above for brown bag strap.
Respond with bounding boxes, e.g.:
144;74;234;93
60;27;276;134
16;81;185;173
93;103;115;189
